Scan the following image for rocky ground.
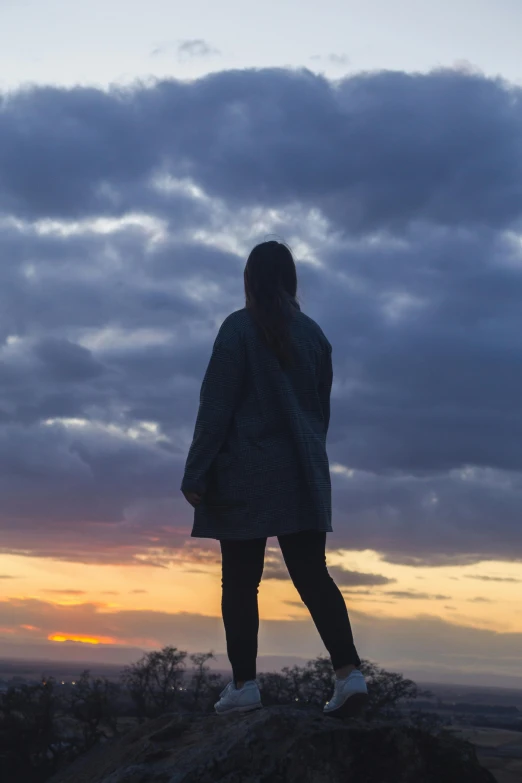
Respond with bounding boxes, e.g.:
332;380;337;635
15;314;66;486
48;704;497;783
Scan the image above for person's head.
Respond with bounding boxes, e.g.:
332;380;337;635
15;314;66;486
244;240;300;369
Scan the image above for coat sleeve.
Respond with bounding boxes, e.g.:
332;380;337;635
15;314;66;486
180;321;245;496
318;342;333;436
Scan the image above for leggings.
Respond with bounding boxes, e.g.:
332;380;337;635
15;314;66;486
220;529;362;684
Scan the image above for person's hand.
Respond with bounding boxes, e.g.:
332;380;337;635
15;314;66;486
182;490;202;507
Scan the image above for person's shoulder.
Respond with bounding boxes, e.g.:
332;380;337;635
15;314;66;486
294;310;332;350
226;305;318;334
224;307;248;323
219;307;331;350
214;309;249;345
219;308;249;332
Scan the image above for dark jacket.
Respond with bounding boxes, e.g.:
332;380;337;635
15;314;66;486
180;301;333;540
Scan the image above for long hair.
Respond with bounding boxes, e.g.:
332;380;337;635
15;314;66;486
244;240;300;369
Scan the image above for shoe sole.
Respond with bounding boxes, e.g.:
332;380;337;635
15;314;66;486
323;690;369;719
215;702;263;715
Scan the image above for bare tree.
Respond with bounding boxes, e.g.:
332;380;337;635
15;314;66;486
359;660;430;720
121;646;187;719
0;678;66;781
256;671;295;705
259;655;435;721
184;652;225;712
67;670;120;748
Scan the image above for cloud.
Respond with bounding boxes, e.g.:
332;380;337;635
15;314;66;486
324;565;395;587
1;598;521;686
381;591;451;600
464;575;522;582
262;560;395;586
2;67;522;232
177;39;221;59
310;53;350;67
1;66;522;572
151;39;220;60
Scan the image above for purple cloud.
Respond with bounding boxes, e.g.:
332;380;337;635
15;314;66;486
0;67;521;569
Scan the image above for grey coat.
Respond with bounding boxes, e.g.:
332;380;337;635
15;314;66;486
180;302;333;540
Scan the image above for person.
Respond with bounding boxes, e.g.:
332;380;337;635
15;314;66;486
180;240;368;718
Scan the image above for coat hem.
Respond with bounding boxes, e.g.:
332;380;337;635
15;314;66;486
190;524;333;540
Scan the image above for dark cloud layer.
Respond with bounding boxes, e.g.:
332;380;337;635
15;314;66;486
1;66;522;567
2;68;522;230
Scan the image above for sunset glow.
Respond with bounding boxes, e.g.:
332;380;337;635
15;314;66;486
48;634;119;646
0;545;517;687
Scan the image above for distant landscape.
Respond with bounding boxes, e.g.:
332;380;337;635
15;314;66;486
1;650;521;783
2;655;521;730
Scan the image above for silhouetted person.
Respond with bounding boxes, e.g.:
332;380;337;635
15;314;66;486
181;240;368;717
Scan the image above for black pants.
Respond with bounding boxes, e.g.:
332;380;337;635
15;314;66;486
220;529;362;684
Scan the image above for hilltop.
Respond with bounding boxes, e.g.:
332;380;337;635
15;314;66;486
48;704;495;783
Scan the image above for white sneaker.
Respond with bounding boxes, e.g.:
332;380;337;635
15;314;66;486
214;680;263;715
323;669;369;718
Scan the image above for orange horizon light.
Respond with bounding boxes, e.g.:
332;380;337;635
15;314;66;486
48;633;119;645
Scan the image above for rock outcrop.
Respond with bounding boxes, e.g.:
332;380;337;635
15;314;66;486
49;705;497;783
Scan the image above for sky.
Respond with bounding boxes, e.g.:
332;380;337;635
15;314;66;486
0;0;521;688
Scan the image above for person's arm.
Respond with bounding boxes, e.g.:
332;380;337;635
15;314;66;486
318;342;333;436
180;320;245;496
